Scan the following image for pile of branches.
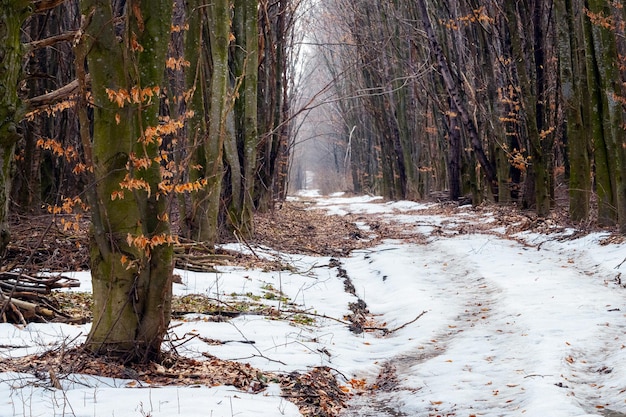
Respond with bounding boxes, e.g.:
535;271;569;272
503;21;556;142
0;272;80;324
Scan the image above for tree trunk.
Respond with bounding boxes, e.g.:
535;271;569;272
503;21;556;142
230;0;258;237
557;0;591;222
183;0;209;240
504;0;552;217
0;1;30;256
585;0;621;227
447;99;462;201
80;0;174;363
183;0;230;245
184;0;218;242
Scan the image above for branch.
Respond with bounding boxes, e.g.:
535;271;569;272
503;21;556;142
386;310;427;334
33;0;67;13
25;31;78;52
24;75;91;110
280;308;350;326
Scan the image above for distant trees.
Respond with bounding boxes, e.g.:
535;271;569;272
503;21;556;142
304;0;626;229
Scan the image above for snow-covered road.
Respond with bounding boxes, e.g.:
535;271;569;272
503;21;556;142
330;197;626;417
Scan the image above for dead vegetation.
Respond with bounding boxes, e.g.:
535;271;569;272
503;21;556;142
252;200;383;256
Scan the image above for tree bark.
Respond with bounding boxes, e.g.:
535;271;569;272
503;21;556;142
230;0;258;236
203;0;230;244
0;1;31;256
80;0;174;363
183;0;230;245
184;0;210;241
557;0;591;222
585;0;621;227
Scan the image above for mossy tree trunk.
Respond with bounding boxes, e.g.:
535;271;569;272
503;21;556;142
79;0;174;363
202;0;230;244
0;1;30;256
184;0;211;241
585;0;622;227
557;0;591;222
229;0;258;237
184;0;230;245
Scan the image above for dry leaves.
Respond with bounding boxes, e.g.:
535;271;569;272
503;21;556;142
0;349;346;417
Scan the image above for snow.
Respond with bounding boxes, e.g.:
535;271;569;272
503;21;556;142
1;193;626;416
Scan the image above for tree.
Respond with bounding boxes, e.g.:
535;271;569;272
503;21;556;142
77;0;174;362
585;0;626;230
255;0;299;209
556;0;591;222
182;0;231;245
415;0;498;200
0;1;31;256
228;0;259;237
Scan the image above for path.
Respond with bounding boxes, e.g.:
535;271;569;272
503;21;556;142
325;201;626;417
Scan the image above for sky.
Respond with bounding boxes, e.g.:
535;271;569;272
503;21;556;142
0;191;625;417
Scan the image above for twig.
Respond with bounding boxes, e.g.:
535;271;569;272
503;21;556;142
280;308;350;326
228;321;287;365
233;231;260;259
386;311;428;334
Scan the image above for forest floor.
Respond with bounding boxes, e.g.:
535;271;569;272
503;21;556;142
0;196;626;416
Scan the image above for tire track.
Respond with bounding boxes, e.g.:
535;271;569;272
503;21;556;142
339;240;506;417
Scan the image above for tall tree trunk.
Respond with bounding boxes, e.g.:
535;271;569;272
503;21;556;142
0;1;30;256
230;0;258;236
184;0;230;245
505;0;552;217
203;0;230;244
80;0;174;363
585;0;621;226
557;0;591;222
183;0;210;240
447;100;462;201
256;0;293;211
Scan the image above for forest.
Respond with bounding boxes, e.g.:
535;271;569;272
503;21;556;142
0;1;626;416
295;0;626;232
0;0;625;387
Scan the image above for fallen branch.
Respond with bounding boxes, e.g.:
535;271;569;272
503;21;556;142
386;311;428;334
0;272;80;293
0;273;81;324
280;308;351;326
0;290;54;322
